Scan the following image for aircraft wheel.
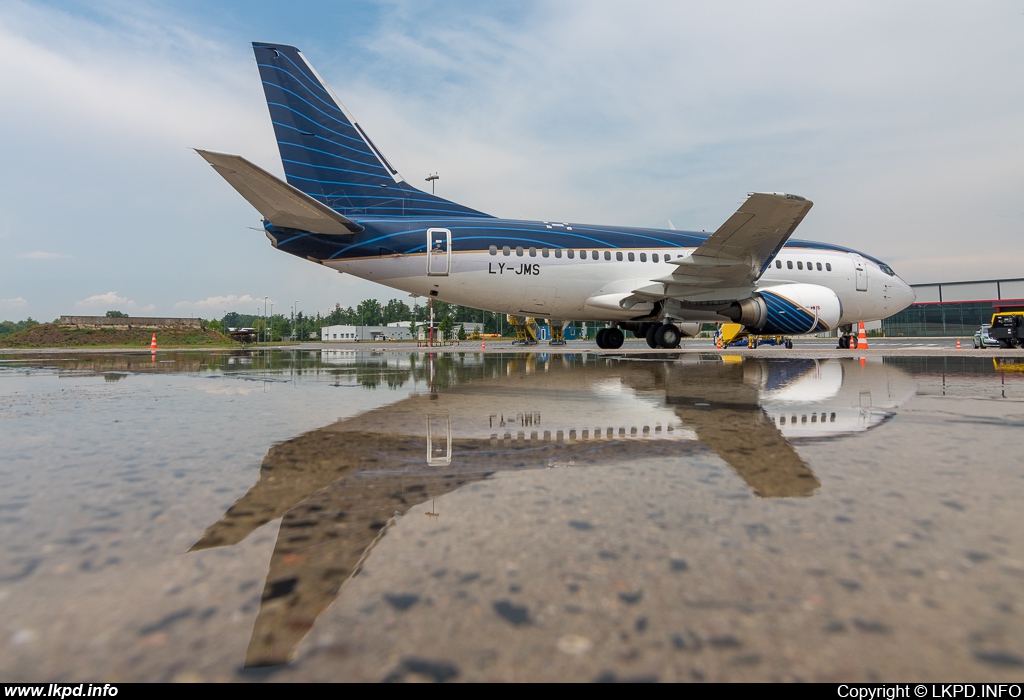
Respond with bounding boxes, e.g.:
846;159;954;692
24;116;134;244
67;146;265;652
646;324;660;348
655;324;681;349
785;339;793;349
595;328;608;348
605;328;624;349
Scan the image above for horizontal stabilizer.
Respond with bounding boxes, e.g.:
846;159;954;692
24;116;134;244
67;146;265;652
195;149;360;235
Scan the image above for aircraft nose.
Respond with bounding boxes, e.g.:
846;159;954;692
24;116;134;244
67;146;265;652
899;279;916;309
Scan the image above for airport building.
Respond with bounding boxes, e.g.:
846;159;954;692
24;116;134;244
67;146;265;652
882;277;1024;336
321;322;414;342
320;321;485;342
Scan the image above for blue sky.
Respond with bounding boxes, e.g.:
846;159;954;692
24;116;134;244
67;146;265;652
2;1;1022;321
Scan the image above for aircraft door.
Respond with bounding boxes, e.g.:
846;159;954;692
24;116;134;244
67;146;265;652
427;228;451;276
852;255;868;292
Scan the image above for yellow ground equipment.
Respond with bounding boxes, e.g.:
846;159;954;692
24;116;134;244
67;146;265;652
508;315;540;345
548;320;566;346
716;323;793;349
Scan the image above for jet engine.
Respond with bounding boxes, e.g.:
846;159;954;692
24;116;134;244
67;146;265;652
724;284;842;335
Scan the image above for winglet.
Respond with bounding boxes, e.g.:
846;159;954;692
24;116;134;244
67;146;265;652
195;149;362;234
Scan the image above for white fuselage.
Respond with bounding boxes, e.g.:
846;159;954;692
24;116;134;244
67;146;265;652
323;243;915;328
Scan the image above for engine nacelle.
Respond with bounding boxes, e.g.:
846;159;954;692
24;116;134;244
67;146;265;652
725;284;841;335
678;322;702;338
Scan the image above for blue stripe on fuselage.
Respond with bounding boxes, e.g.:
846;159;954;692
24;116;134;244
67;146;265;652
266;219;880;264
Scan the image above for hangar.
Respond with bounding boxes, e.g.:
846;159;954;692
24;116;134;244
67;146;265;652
881;277;1024;336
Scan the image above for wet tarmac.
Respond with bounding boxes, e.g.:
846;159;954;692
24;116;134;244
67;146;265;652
1;349;1023;682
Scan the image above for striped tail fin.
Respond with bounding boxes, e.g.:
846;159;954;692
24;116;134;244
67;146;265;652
252;42;491;220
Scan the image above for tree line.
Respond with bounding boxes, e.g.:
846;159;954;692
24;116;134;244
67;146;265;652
0;299;513;342
216;298;507;341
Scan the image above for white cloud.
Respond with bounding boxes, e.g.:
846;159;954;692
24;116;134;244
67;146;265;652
0;297;28;308
174;294;269;311
74;291;135;308
19;251;69;260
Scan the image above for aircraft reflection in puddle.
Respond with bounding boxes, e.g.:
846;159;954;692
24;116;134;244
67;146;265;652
191;354;916;667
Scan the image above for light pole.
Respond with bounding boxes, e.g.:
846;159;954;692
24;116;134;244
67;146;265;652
270;302;274;343
294;299;298;341
263;296;268;344
425;173;439;194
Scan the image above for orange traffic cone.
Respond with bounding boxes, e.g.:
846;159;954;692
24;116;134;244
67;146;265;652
857;322;869;350
481;340;486;350
150;333;158;351
956;338;961;349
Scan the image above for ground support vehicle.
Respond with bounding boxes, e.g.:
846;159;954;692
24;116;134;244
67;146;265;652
715;323;793;349
989;312;1024;349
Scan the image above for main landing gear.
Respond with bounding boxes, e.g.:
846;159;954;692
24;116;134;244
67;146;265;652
642;322;682;349
595;327;624;349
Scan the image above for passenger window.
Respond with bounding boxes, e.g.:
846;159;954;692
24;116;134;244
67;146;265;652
555;249;562;259
816;262;822;271
489;245;497;255
567;249;575;259
604;251;611;260
775;260;782;268
780;416;786;425
797;261;803;270
542;248;549;258
516;246;524;256
807;261;812;269
640;253;647;262
502;246;510;256
787;261;793;269
826;263;831;271
591;250;599;260
653;254;659;262
529;247;537;257
628;252;635;262
616;252;623;261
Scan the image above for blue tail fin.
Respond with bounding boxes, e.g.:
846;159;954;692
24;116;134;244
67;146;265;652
253;42;490;220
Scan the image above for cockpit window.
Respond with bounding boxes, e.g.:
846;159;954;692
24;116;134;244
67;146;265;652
879;264;896;277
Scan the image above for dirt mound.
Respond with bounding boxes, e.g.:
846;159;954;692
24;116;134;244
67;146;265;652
0;323;232;348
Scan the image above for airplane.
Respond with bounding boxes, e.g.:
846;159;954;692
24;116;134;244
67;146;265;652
191;353;917;667
196;42;916;350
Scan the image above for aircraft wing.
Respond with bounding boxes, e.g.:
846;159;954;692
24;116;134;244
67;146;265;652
661;360;820;497
195;149;361;235
632;192;813;303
